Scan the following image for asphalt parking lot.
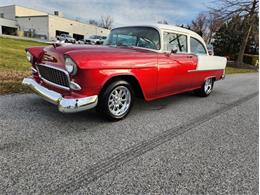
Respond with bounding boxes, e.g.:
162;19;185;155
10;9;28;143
0;73;258;194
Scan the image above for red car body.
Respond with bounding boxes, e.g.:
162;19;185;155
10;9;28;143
23;25;226;120
26;45;225;99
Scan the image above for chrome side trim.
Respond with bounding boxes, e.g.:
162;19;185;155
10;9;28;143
188;69;223;73
22;77;97;113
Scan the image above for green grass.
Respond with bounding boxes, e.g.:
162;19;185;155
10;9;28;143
0;37;48;94
0;37;48;71
0;36;258;94
225;66;257;74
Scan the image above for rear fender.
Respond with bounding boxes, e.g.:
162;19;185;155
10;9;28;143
204;76;216;82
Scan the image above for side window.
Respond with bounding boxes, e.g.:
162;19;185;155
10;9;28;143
163;32;187;53
190;37;207;54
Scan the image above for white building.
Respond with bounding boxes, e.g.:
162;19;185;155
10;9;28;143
0;5;110;40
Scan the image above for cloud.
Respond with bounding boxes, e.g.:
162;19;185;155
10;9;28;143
0;0;210;26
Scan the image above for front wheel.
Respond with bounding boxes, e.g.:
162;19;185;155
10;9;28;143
97;80;133;121
194;78;214;97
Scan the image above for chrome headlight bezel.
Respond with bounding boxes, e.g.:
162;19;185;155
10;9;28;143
64;55;77;76
26;51;33;63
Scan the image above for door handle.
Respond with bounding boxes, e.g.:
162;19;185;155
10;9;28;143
187;56;193;58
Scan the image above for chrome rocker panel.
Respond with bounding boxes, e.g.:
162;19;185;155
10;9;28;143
22;77;98;113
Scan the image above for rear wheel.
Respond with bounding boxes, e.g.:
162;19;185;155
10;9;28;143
194;78;214;97
97;80;133;121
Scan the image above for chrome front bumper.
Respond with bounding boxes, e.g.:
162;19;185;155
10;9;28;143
22;77;98;113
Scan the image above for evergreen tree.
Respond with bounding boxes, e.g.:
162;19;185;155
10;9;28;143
213;16;243;59
213;14;259;59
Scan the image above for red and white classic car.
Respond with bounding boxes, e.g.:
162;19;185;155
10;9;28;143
22;24;227;120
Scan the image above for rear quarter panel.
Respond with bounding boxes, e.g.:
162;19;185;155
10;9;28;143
196;55;227;71
190;55;227;88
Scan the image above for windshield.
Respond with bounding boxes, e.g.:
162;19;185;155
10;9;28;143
104;27;161;50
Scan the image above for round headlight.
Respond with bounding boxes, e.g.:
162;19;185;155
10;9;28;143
65;56;77;75
26;51;33;63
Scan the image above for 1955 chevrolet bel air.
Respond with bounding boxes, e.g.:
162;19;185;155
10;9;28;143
22;24;227;120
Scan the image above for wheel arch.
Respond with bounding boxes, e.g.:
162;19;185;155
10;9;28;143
100;74;145;99
204;76;216;82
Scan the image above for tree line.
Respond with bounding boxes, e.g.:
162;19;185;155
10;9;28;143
91;1;258;67
89;16;114;30
186;0;259;66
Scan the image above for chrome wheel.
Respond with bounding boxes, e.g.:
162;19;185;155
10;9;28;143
204;78;213;94
108;86;131;117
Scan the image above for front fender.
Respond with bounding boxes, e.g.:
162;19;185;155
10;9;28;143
76;68;157;101
26;46;45;65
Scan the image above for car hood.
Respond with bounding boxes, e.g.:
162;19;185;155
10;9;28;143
42;45;157;69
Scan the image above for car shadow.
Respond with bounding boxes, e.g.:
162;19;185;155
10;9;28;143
15;91;205;136
25;91;197;119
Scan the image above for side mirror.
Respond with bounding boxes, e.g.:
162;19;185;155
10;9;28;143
165;46;178;56
208;50;214;56
171;47;178;54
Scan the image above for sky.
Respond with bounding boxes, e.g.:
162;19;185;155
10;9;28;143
0;0;212;27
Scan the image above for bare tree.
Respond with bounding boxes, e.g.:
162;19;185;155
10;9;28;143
206;12;223;44
190;13;208;38
89;19;99;26
158;20;168;24
99;16;114;30
178;24;191;30
210;0;259;66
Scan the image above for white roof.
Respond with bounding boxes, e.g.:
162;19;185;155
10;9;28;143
152;24;199;36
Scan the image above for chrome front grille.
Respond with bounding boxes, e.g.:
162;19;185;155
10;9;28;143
37;64;70;89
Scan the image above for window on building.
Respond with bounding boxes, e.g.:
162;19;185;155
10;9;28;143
163;32;187;53
0;13;4;18
190;37;207;54
2;26;17;35
73;33;84;41
56;30;69;36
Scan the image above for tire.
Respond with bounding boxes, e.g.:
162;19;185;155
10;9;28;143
194;78;214;97
97;80;134;121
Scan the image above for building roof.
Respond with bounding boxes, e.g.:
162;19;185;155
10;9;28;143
0;4;106;30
